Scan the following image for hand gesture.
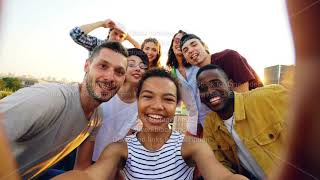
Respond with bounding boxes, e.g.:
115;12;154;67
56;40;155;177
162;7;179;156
102;19;116;29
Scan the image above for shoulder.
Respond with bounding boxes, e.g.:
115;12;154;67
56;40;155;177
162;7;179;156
211;49;240;60
237;84;289;112
0;83;76;109
204;112;221;130
242;84;288;101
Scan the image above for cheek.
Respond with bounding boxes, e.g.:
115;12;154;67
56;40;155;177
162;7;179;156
167;104;177;116
115;76;125;85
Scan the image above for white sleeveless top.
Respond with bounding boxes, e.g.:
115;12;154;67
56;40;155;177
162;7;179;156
122;131;194;180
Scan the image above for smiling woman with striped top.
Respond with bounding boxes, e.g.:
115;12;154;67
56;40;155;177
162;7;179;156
54;69;247;180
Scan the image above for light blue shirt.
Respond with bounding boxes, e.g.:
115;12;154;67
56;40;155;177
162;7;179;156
174;66;211;135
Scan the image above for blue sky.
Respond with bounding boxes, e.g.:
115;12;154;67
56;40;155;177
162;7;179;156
0;0;294;82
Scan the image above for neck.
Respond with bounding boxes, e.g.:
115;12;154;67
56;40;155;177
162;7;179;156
79;83;100;120
117;81;137;103
217;92;235;120
138;127;172;151
199;53;211;67
176;55;184;67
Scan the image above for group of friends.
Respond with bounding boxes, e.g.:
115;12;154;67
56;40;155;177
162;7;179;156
0;18;289;180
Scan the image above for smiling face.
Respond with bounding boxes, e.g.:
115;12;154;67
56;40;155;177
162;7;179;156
172;33;184;56
197;69;232;112
108;28;127;42
138;77;177;131
126;55;147;84
182;38;209;67
142;41;159;63
84;48;127;102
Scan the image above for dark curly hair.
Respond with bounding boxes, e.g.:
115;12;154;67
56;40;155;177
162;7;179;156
136;68;181;104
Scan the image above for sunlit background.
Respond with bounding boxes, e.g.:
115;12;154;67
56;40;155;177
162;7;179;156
0;0;294;83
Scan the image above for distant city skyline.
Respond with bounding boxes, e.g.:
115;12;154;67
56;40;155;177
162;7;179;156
0;0;295;82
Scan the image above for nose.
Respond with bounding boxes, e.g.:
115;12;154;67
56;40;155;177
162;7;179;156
102;70;115;82
113;36;121;42
150;97;164;110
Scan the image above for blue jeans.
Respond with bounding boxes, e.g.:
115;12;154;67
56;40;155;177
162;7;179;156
37;149;77;179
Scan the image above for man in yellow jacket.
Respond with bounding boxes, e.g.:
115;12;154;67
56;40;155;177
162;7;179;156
197;64;288;180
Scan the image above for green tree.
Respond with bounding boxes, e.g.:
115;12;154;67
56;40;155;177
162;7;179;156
2;77;22;92
0;79;5;90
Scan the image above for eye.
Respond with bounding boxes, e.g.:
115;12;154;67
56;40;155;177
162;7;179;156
191;42;197;47
198;84;208;92
99;64;107;69
142;95;152;99
164;98;176;102
115;69;125;76
183;48;188;54
209;81;223;88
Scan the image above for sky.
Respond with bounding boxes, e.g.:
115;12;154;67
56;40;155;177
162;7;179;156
0;0;295;82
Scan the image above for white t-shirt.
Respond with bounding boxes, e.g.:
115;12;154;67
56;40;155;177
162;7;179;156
224;115;265;179
92;94;138;161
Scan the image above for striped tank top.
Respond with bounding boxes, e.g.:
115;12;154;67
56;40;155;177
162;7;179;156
122;131;194;180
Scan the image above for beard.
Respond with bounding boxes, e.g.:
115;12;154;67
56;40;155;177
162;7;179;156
215;91;234;114
85;73;119;103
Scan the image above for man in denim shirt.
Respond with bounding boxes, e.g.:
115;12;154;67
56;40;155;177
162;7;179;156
70;19;140;55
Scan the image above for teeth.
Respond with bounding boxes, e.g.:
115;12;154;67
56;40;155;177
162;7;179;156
191;53;198;60
97;82;113;90
148;114;163;119
210;97;221;103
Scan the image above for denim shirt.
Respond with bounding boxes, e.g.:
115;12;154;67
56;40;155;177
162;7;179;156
174;66;211;135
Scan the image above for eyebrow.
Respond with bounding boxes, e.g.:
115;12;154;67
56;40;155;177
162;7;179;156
140;90;176;97
100;59;125;70
190;41;197;45
163;93;176;98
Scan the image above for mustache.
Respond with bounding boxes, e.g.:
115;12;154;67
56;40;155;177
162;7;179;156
96;81;117;90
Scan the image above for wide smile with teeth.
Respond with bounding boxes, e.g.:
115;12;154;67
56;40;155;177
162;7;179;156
97;82;114;90
147;114;165;124
191;53;199;60
209;96;222;106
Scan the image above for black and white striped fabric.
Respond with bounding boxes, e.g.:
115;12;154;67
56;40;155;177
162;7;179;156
122;131;194;180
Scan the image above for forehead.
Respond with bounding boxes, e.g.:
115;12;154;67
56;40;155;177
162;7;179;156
175;33;184;39
182;38;201;48
143;41;156;48
94;48;127;68
141;77;177;95
197;69;226;83
128;55;143;63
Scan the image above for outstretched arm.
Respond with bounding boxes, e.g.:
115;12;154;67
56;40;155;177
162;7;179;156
69;19;115;51
182;136;248;180
53;141;127;180
79;19;115;34
126;33;141;49
73;139;94;170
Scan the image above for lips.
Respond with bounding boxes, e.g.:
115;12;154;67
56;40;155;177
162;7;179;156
147;55;154;60
97;81;116;91
190;53;199;61
131;73;141;79
146;114;165;125
174;45;181;51
209;96;222;106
